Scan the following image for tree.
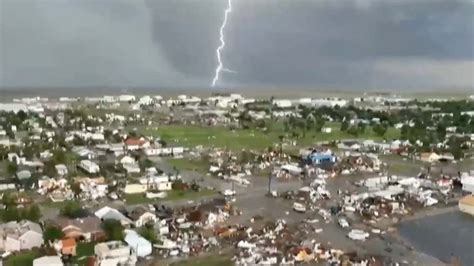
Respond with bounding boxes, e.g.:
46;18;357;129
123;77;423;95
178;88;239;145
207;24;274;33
102;219;124;241
314;118;325;132
71;183;82;199
239;151;253;164
357;123;366;134
16;110;28;122
373;124;388;137
139;159;154;170
52;149;66;164
60;201;86;218
6;130;15;139
340;120;349;132
6;162;17;176
43;160;57;178
2;207;20;222
24;204;41;222
347;126;359;137
139;225;158;243
299;105;311;120
43;225;64;243
1;193;15;207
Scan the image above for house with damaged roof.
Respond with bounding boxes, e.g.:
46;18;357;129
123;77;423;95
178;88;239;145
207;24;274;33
52;216;105;242
0;220;44;252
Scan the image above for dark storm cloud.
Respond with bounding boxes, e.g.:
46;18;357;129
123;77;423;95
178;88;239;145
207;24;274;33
0;0;472;90
0;0;196;88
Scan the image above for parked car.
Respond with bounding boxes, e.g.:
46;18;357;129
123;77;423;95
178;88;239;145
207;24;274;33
338;217;349;228
293;202;306;213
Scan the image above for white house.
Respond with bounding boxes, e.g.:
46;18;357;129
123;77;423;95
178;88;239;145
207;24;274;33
0;103;28;113
119;156;136;165
118;95;136;102
79;160;100;174
312;98;347;107
55;164;68;176
95;241;137;266
0;220;44;252
129;207;158;228
123;163;141;174
461;175;474;194
140;175;172;191
33;256;64;266
321;127;332;133
138;95;154;106
144;146;184;157
124;184;147;194
298;98;312;105
272;99;292;108
95;207;133;226
124;230;152;258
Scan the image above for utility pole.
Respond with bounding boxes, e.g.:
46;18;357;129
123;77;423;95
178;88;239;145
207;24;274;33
268;171;273;195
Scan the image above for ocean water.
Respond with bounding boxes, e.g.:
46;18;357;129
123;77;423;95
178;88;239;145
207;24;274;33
399;210;474;265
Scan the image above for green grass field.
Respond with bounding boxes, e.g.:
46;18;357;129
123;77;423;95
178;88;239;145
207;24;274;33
5;250;40;266
380;154;427;175
72;242;96;265
145;122;400;151
167;158;210;173
146;125;274;150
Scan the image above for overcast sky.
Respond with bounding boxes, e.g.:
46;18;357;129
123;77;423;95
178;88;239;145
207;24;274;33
0;0;472;90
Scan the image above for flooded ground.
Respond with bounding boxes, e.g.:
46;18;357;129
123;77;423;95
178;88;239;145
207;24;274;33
399;210;474;265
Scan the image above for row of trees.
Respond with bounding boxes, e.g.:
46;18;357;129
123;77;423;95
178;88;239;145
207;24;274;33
0;193;41;222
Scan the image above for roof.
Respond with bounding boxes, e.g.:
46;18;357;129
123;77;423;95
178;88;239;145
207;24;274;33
125;138;146;146
62;238;76;248
124;230;151;247
459;195;474;206
17;170;32;179
95;206;132;224
33;256;63;266
55;216;102;233
55;164;67;170
129;206;148;221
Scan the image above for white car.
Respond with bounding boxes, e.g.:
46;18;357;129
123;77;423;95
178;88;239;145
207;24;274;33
293;202;306;213
148;204;156;212
221;189;236;197
338;217;349;228
348;229;369;241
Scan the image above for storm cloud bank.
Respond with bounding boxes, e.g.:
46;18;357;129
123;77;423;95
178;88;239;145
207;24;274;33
0;0;472;90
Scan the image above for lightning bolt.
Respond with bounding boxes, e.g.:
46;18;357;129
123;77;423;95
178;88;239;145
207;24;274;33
211;0;233;87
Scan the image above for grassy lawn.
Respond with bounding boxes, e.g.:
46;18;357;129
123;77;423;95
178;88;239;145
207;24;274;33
42;200;76;209
167;158;210;173
73;242;96;264
5;250;40;266
165;189;216;201
145;124;400;151
381;154;427;175
172;255;233;266
124;189;216;205
146;125;274;151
